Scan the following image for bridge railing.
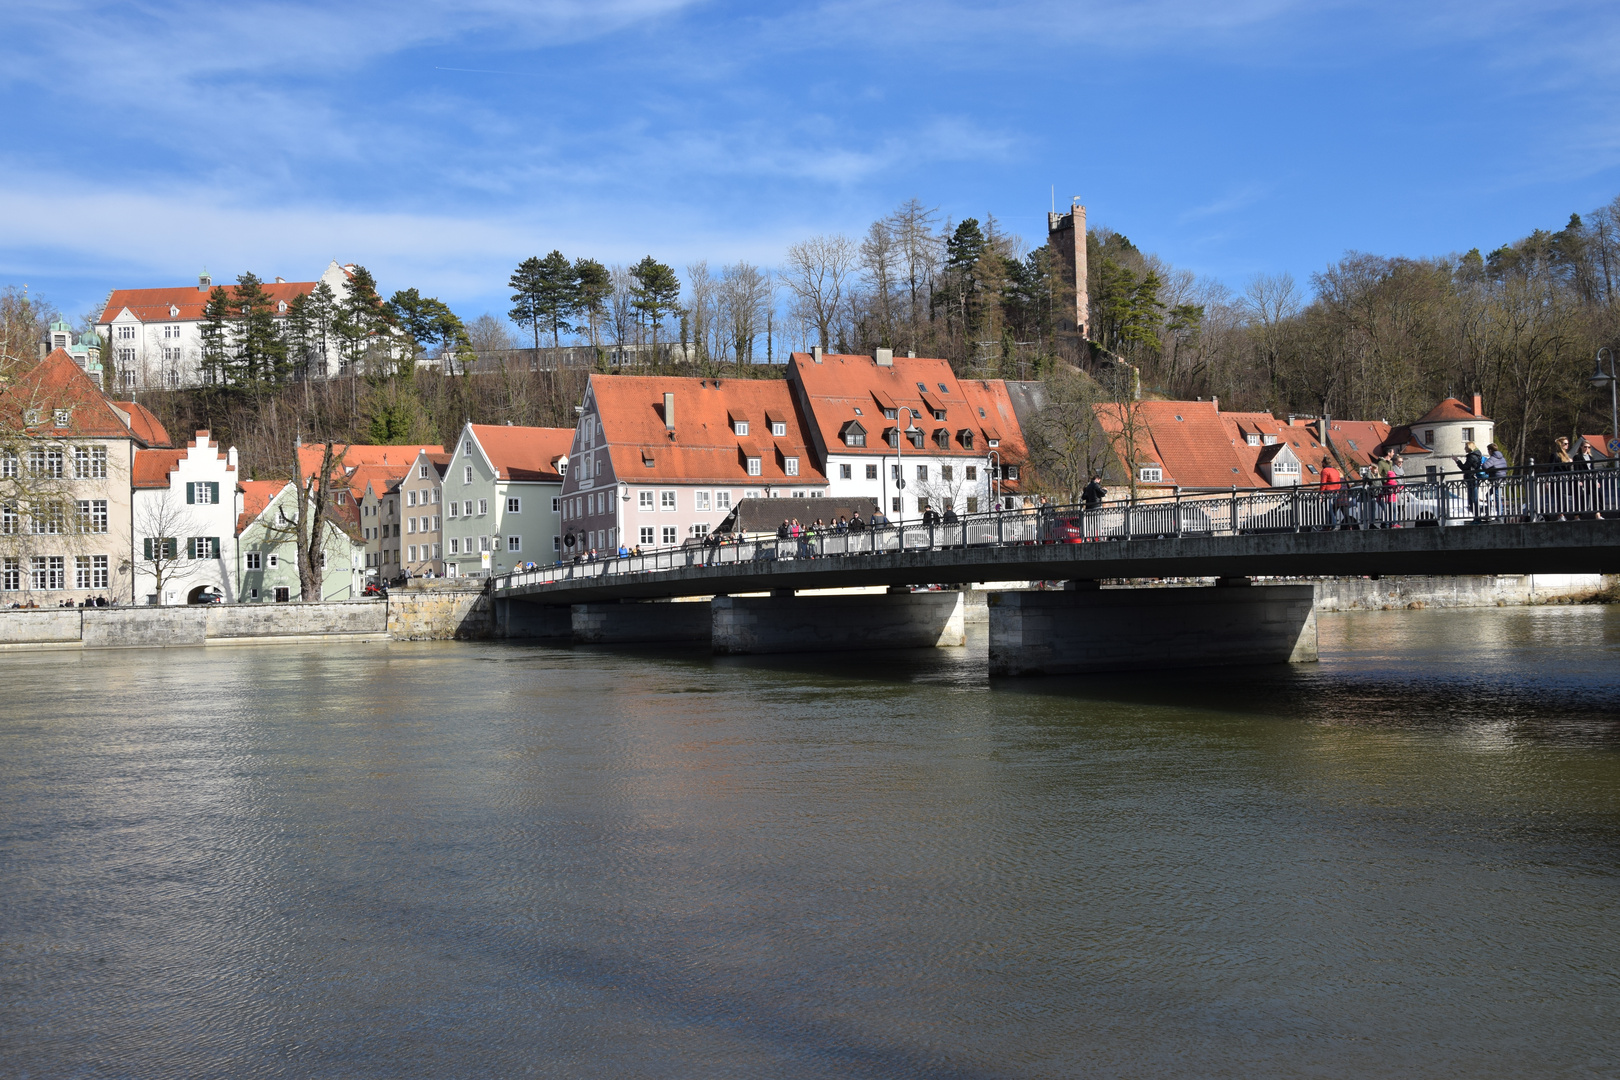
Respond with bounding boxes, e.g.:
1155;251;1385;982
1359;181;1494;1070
494;466;1619;593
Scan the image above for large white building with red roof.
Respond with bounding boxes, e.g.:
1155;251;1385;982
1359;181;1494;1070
787;350;1027;516
95;261;354;390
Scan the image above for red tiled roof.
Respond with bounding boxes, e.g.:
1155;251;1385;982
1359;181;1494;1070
132;449;185;488
346;462;413;502
1416;397;1486;423
788;352;1020;459
0;350;166;445
98;281;320;325
468;424;573;482
237;479;290;535
585;374;827;485
297;442;443;479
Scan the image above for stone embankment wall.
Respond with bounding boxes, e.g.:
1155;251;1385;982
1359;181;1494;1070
387;582;492;640
1312;574;1614;611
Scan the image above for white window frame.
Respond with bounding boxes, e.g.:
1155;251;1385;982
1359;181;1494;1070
639;490;655;510
659;490;677;511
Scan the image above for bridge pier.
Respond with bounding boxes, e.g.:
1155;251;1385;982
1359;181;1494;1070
987;584;1317;676
572;600;712;645
494;599;572;639
712;591;966;655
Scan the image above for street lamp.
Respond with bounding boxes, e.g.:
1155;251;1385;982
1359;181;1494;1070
986;449;1002;511
893;406;915;531
1592;347;1618;469
617;481;630;553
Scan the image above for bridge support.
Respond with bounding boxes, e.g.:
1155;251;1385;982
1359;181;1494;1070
987;584;1317;676
572;601;712;644
712;591;966;655
494;599;571;639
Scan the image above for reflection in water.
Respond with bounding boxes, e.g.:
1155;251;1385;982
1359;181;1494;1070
1;606;1617;1078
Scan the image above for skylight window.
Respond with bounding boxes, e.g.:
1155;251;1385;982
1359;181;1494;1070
916;382;927;394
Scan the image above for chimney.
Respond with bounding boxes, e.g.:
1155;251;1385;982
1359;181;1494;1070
1472;392;1483;418
37;342;46;360
874;347;893;366
227;446;238;470
663;392;675;430
811;345;823;362
906;350;915;358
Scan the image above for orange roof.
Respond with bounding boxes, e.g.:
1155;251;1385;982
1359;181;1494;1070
1579;435;1613;460
584;374;827;485
346;462;413;502
468;424;573;482
98;281;320;325
132;449;185;488
789;352;1017;459
1416;397;1487;423
112;401;172;447
237;479;290;535
296;442;443;479
0;350;167;445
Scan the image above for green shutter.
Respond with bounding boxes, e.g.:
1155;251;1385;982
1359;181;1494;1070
185;483;195;504
209;482;220;504
143;538;152;560
209;537;220;559
164;538;177;560
187;537;196;560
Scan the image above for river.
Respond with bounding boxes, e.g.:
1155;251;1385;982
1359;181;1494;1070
2;606;1617;1078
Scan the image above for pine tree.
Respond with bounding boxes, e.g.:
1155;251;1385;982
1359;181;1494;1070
232;272;287;389
199;286;232;386
339;266;392;374
508;256;546;352
630;257;681;366
535;250;579;348
574;258;611;352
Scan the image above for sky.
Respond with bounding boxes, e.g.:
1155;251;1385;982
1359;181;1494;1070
5;0;1620;329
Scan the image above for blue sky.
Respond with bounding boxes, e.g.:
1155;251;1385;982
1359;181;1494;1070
5;0;1620;329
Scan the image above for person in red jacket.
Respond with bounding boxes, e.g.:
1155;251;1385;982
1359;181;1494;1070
1320;462;1353;529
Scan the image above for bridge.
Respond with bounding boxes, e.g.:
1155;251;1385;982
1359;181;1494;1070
491;473;1620;675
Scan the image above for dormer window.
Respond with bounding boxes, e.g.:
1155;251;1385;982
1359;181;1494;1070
932;409;946;421
1263;435;1278;445
909;428;924;449
841;420;867;447
1139;466;1163;483
933;428;950;449
959;430;974;449
746;456;761;476
24;409;41;426
987;438;999;448
733;419;749;436
169;305;179;317
558;457;568;475
53;410;70;427
884;408;896;420
771;421;786;437
1246;433;1261;446
277;301;287;313
784;457;799;476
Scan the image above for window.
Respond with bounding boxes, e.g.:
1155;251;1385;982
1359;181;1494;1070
479;535;490;552
660;490;676;510
661;526;677;544
639;490;654;509
143;537;178;560
688;523;708;537
116;324;135;341
249;588;259;599
1;504;16;534
987;439;999;448
406;490;416;507
884;408;896;421
916;465;927;481
464;439;473;455
639;526;655;544
448;501;458;519
506;497;520;514
934;429;950;448
1423;429;1435;446
419;464;429;479
247;552;262;569
891;497;901;512
408;545;418;561
551;536;560;552
188;537;220;559
433;516;441;530
966;497;979;513
32;556;65;590
434;544;442;559
187;482;218;505
1462;427;1475;444
1139;466;1163;482
507;535;521;551
792;490;806;498
53;409;70;428
771;421;786;437
30;448;63;478
2;557;18;591
695;491;711;512
464;465;473;484
932;409;946;422
746;457;761;476
275;587;290;603
268;554;279;568
477;499;488;515
74;446;107;479
716;490;731;511
859;464;874;480
32;503;64;534
408;518;417;534
449;538;460;554
462;501;472;516
917;497;929;511
733;420;749;436
960;430;974;449
942;465;953;482
0;451;14;478
76;500;108;534
839;464;852;479
784;457;799;476
965;465;977;481
551;497;560;512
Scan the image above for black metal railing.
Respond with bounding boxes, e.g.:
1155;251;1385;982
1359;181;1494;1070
494;465;1620;593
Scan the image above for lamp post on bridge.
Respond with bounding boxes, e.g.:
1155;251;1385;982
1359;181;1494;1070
1592;348;1618;469
893;406;915;534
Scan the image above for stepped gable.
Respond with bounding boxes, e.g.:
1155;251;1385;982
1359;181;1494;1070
467;425;573;482
132;430;229;488
590;375;827;485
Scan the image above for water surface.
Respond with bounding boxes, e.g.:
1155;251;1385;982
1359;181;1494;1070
2;606;1618;1078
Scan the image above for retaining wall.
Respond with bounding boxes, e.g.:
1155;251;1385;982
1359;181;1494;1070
387;584;492;640
1312;573;1609;611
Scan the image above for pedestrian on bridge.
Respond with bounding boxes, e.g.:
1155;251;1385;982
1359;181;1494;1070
1082;474;1107;511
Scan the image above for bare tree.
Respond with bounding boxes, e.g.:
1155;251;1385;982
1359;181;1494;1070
721;262;771;368
1023;365;1109;504
1243;272;1301;410
685;261;718;369
860;220;899;348
133;491;204;605
784;235;858;351
465;313;516;354
886;199;942;353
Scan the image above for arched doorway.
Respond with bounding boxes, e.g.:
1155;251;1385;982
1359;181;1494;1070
187;584;222;605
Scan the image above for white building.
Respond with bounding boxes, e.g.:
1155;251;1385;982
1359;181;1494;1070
95;261;355;390
131;431;240;604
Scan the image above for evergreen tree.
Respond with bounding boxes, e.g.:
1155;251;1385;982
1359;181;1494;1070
574;258;611;351
534;250;579;348
338;265;392;374
508;256;546;352
199;285;232;386
232;272;288;389
630;257;681;365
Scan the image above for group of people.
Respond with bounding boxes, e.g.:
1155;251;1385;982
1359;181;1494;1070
7;596;116;609
773;513;893;541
